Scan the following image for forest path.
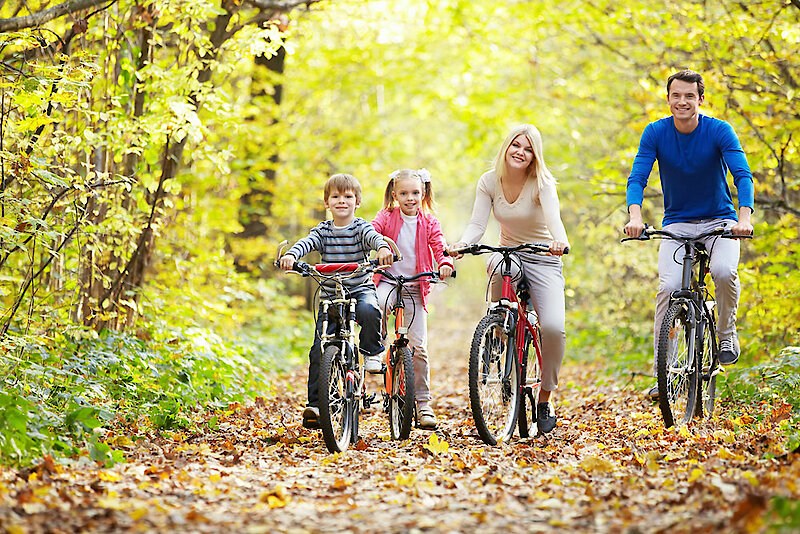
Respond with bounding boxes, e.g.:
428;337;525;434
2;294;797;533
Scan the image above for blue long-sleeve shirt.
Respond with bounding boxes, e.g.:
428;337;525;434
626;114;754;226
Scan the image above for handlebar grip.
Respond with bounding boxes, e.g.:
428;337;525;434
451;271;456;279
562;247;570;255
292;261;309;274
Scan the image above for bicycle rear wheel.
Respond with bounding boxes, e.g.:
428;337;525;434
469;313;520;445
388;346;415;440
319;345;353;453
657;303;700;428
518;328;542;438
697;311;718;418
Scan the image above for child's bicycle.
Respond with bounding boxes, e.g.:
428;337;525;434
621;225;752;427
275;241;401;453
449;242;567;445
378;267;454;437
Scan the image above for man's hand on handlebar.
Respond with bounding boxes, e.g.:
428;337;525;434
279;253;297;271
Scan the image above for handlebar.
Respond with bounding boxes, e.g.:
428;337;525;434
446;242;569;257
621;224;754;243
379;269;456;283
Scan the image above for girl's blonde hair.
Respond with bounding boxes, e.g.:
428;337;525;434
493;124;556;197
382;168;436;213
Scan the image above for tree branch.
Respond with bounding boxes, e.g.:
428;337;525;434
242;0;324;10
0;0;113;32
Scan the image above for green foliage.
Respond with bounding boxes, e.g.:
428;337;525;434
719;346;800;453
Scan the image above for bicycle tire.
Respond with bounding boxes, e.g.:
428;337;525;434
469;313;520;445
319;345;353;453
388;346;415;440
697;309;718;418
518;327;542;438
657;303;700;428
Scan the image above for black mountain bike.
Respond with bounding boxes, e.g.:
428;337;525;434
622;225;751;427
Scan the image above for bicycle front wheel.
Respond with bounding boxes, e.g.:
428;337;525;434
657;303;700;428
518;328;542;438
319;345;353;453
697;312;718;418
388;346;415;440
469;313;520;445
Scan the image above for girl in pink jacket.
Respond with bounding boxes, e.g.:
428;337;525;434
372;168;453;430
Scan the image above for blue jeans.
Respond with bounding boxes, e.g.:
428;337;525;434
307;286;384;407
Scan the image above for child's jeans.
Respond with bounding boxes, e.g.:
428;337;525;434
376;281;431;404
307;286;384;407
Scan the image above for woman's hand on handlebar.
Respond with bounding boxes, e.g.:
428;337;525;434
438;264;454;279
549;240;569;256
446;242;466;260
279;253;297;271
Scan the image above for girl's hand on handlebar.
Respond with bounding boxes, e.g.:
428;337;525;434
446;242;466;260
439;264;454;279
549;241;569;256
377;247;394;266
279;254;296;271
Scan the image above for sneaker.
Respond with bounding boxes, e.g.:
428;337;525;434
364;354;383;374
719;336;739;366
646;384;659;401
536;402;556;434
417;403;437;430
302;406;319;429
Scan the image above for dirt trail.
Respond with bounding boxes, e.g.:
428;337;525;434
2;295;798;533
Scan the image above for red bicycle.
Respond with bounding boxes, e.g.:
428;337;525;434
451;243;567;445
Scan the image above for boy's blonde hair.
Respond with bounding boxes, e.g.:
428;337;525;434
382;168;436;213
493;124;556;198
324;173;362;203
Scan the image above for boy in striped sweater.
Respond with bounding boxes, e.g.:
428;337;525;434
280;173;393;429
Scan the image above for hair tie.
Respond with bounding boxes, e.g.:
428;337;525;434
415;168;431;183
388;170;400;180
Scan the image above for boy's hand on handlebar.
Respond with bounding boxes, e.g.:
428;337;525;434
377;246;394;266
439;264;453;279
279;254;296;271
624;218;645;238
549;241;569;256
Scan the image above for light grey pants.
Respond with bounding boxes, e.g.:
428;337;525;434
487;252;566;392
376;281;432;404
653;219;741;370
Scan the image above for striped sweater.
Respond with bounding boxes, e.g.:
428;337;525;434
287;217;388;294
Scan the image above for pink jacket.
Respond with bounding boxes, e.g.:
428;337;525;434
371;208;453;310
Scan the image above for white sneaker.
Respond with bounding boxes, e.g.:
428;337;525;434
417;402;437;430
364;354;383;374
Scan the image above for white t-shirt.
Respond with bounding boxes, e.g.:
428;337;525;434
385;212;418;278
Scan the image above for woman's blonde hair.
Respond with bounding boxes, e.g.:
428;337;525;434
493;124;556;195
382;168;436;213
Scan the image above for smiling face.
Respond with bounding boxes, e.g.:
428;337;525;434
668;79;704;125
505;134;535;172
325;188;359;225
391;176;423;216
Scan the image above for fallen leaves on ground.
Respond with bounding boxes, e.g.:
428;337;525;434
1;303;798;533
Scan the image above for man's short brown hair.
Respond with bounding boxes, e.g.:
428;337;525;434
667;69;705;98
324;173;362;203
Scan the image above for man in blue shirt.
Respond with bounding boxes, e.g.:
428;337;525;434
624;69;754;399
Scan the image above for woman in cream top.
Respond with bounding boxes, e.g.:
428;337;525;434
451;124;569;434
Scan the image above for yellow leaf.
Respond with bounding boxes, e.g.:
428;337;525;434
396;473;416;487
259;485;290;508
98;471;121;482
678;425;692;438
718;447;745;461
6;526;26;534
208;474;221;483
580;455;615;474
688;468;704;483
742;471;759;486
129;508;148;521
424;433;450;455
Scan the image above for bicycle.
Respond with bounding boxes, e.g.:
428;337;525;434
275;241;395;453
378;268;454;437
622;225;752;428
450;243;567;445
